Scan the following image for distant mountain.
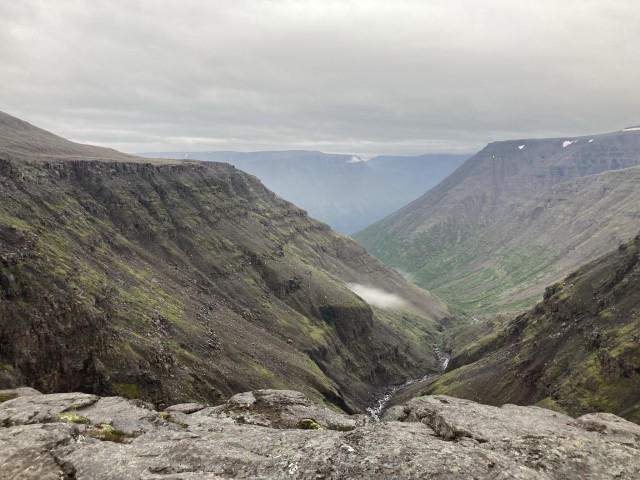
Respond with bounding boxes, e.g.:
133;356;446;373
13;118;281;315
426;233;640;424
355;130;640;315
0;111;451;412
0;110;136;162
138;150;470;234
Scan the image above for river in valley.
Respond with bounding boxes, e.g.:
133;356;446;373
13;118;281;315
367;348;451;421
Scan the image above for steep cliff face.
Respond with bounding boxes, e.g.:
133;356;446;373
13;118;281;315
141;150;469;234
427;234;640;423
356;130;640;315
0;112;450;412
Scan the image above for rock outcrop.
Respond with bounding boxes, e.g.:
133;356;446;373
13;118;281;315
1;388;638;479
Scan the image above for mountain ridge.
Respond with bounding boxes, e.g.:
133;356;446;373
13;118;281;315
0;111;451;412
140;149;469;234
355;128;640;315
0;111;144;162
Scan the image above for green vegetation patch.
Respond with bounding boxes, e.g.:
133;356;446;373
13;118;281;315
85;423;138;443
249;361;289;389
1;364;14;373
111;383;140;399
408;240;556;316
534;397;569;415
608;319;640;358
555;352;620;415
157;411;188;428
115;263;192;332
0;393;18;403
297;418;322;430
599;310;615;319
373;308;440;350
58;412;91;424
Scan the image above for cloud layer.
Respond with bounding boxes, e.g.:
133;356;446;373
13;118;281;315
347;284;405;310
1;1;639;155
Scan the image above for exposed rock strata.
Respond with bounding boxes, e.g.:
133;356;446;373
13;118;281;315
1;388;638;479
0;110;450;412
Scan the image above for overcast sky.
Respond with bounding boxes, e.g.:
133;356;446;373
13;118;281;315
1;0;639;156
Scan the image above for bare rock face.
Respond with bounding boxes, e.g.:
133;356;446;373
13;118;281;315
0;448;76;480
576;412;640;446
198;389;359;431
0;392;99;426
1;388;639;479
383;395;588;441
384;395;640;479
0;423;79;464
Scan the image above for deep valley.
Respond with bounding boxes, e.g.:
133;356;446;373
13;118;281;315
0;112;451;413
2;112;640;478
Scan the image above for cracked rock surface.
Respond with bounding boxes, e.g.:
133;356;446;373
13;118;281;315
1;388;639;479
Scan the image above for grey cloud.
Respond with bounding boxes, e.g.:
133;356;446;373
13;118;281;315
1;0;639;156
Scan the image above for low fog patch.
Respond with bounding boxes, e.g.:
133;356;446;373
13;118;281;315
347;284;406;310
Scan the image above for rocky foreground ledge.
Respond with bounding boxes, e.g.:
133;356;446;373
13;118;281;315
1;388;639;479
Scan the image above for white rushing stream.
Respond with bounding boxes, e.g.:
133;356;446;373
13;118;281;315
366;348;450;421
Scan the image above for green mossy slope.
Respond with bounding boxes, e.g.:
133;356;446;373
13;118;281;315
425;234;640;423
0;112;451;412
356;132;640;317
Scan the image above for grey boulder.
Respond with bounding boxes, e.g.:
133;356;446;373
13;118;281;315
1;388;639;479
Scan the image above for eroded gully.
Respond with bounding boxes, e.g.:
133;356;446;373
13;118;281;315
366;348;451;421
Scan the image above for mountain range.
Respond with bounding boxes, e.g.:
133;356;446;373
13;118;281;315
2;110;640;450
355;129;640;315
139;150;469;234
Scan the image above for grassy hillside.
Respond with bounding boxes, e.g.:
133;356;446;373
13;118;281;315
356;130;640;316
409;166;640;315
0;111;451;412
426;234;640;423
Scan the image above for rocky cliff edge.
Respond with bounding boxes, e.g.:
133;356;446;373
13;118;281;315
1;387;638;479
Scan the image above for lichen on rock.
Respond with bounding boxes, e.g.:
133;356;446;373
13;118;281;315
1;387;639;479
